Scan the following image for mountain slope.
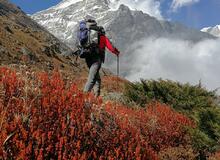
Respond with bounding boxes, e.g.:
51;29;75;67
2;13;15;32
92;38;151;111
0;0;83;72
201;25;220;37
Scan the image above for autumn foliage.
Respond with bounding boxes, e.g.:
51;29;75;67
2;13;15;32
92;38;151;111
0;67;194;159
105;102;194;152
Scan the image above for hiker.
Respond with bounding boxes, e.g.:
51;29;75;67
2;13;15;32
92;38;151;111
77;19;120;97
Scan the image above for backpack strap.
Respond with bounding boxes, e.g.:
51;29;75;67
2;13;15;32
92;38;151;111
88;29;91;45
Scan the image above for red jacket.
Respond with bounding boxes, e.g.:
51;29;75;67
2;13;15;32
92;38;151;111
99;35;119;56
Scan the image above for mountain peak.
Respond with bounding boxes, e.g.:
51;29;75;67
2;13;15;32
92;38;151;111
215;25;220;30
118;4;130;11
201;25;220;37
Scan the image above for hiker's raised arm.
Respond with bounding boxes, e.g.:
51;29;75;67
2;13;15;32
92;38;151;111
100;35;120;56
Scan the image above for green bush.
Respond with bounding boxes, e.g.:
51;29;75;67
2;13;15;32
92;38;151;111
197;108;220;143
124;79;216;110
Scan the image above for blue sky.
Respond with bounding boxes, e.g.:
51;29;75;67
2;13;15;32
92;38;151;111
10;0;61;14
10;0;220;29
161;0;220;29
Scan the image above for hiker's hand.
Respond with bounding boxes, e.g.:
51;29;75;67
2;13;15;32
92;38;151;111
114;48;120;56
72;50;79;56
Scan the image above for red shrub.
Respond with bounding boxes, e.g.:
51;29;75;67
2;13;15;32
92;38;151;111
0;67;158;159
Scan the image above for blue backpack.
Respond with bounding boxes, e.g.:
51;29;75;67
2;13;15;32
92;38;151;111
78;21;89;47
77;20;99;58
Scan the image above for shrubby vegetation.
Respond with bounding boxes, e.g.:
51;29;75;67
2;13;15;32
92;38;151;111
124;79;216;109
124;79;220;158
0;68;195;159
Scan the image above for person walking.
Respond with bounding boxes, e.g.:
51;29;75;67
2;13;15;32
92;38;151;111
77;19;120;97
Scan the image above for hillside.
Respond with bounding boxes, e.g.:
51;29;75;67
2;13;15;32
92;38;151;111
1;65;220;159
1;0;220;159
0;0;81;71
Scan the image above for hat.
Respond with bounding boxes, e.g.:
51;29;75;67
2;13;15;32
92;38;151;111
99;26;105;35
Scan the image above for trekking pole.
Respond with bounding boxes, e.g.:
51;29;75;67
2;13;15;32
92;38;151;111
83;0;88;18
117;55;119;88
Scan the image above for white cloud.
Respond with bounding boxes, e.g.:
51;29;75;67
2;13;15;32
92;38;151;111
109;0;163;19
106;37;220;93
171;0;200;11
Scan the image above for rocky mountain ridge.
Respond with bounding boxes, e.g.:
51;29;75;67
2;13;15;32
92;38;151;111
32;0;215;51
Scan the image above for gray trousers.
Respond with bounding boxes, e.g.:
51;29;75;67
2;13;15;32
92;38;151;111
84;58;102;96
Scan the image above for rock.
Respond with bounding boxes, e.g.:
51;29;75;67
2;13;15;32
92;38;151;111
46;61;54;70
20;47;38;62
4;26;13;34
60;64;65;68
0;46;7;53
21;47;31;56
41;46;52;57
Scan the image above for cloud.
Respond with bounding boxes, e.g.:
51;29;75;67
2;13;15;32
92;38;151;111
105;37;220;93
109;0;163;19
171;0;200;11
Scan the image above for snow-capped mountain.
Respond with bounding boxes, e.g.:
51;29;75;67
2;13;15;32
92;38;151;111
32;0;214;51
201;25;220;37
32;0;217;80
